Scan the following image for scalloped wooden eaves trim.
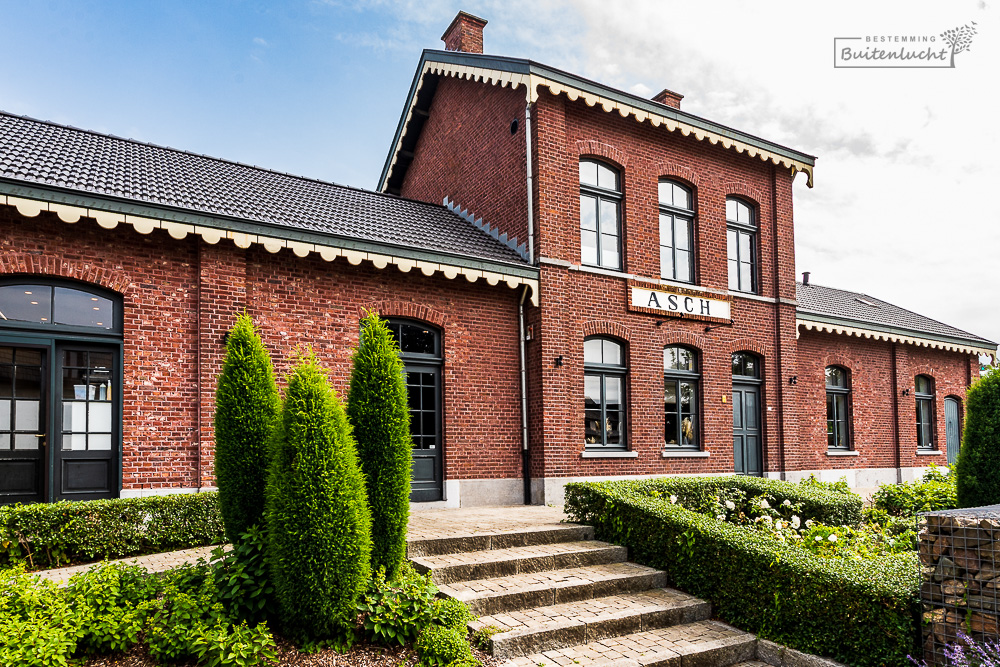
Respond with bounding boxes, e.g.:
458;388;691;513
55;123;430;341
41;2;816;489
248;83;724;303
796;318;995;360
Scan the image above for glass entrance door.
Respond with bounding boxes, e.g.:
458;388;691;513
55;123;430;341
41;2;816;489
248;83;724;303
0;346;47;503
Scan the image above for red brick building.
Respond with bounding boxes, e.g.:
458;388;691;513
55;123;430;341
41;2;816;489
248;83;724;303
0;13;993;506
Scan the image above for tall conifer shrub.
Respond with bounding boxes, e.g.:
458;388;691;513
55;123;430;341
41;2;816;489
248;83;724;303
214;313;280;544
266;352;372;642
347;312;412;580
955;368;1000;508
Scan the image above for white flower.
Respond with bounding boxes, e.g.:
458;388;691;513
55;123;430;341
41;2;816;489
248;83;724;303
782;499;791;507
775;521;784;530
716;514;726;521
805;519;815;528
791;516;801;529
670;495;677;504
725;500;736;511
828;534;838;543
759;499;771;509
814;535;822;542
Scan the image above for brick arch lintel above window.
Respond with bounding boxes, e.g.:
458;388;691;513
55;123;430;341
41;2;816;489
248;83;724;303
661;330;707;351
655;163;700;190
822;357;854;373
0;252;134;296
357;300;449;330
727;337;771;359
582;320;632;342
722;183;766;208
575;141;628;170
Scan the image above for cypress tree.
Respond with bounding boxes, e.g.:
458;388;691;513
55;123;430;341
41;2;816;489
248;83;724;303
955;368;1000;508
347;312;412;580
266;352;372;642
214;313;280;544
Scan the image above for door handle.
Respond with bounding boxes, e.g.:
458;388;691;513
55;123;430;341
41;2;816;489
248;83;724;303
34;434;47;447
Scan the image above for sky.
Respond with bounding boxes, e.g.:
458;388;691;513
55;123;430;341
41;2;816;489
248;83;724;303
1;0;997;351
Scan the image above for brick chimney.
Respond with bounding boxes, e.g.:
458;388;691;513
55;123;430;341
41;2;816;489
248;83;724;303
442;11;487;54
652;88;684;109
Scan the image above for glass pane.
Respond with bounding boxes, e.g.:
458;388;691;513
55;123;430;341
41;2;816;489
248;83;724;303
728;260;739;290
16;349;42;365
660;247;674;279
680;381;694;411
407;384;420;408
54;287;114;329
727;229;737;260
579;160;598;187
659;213;672;242
600;236;619;269
409;411;421;437
602;339;622;366
738;232;751;259
89;403;112;432
745;392;758;429
597;163;618;191
739;262;752;292
599;199;618;235
63;368;86;400
664;411;678;445
676;250;691;283
0;285;52;324
584;339;604;365
14;434;39;450
605;376;621;406
0;400;9;430
14;400;39;431
421;412;435;436
726;199;737;222
585;374;602;405
826;392;836;423
63;402;85;432
825;367;845;387
0;364;11;397
90;352;114;369
916;376;930;394
89;434;112;450
399;324;436;355
15;365;40;399
682;414;696;446
674;184;689;209
664;381;677;409
581;230;598;265
63;433;87;451
732;391;743;428
580;195;597;231
743;355;757;377
0;347;11;364
64;350;88;368
605;407;622;445
658;181;672;206
421;386;434;409
675;219;690;251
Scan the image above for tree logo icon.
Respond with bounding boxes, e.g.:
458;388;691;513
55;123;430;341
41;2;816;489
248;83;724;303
940;21;977;68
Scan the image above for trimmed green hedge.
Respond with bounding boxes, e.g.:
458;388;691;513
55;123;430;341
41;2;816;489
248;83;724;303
0;493;224;570
565;480;919;667
626;475;863;526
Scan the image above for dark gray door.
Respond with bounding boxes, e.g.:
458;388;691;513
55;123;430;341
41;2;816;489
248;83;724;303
405;364;442;502
0;346;47;504
945;397;961;464
733;384;762;476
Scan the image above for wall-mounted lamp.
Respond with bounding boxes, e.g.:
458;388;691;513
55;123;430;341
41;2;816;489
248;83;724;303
901;388;911;397
788;376;798;386
555;355;564;367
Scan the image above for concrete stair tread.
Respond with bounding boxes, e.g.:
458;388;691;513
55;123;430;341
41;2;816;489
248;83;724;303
413;540;627;584
476;588;712;660
440;562;667;616
499;620;756;667
407;522;595;558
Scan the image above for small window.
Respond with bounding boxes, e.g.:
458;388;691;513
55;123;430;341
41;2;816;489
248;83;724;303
915;375;935;450
731;351;760;380
664;346;699;448
726;198;757;293
584;337;627;449
658;181;694;283
826;366;851;449
0;283;118;331
580;160;622;270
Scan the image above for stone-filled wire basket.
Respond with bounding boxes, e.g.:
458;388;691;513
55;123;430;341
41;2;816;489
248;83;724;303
919;505;1000;664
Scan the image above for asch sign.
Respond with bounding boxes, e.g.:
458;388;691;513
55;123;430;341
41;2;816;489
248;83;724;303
629;284;731;323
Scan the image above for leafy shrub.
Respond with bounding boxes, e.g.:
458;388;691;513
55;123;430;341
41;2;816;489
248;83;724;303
0;492;224;570
146;576;228;663
471;625;502;651
871;464;957;517
65;562;160;654
266;352;372;643
347;312;412;580
191;620;279;667
0;568;82;667
416;624;474;667
955;368;1000;508
360;563;438;645
565;480;919;667
215;313;281;544
432;596;475;633
211;525;274;624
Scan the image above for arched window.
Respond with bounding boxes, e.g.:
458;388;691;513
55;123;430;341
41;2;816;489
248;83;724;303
915;375;935;450
664;346;699;448
825;366;851;450
731;351;760;380
726;198;757;293
0;282;120;332
584;337;627;449
658;181;693;283
579;159;622;270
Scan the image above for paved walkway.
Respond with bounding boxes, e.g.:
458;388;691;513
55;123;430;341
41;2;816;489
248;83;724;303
32;505;569;584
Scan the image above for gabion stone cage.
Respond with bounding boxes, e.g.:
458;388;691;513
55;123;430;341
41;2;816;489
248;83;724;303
919;505;1000;664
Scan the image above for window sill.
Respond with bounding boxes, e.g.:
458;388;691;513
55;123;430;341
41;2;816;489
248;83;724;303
826;450;860;457
661;450;710;458
580;450;638;459
916;449;943;456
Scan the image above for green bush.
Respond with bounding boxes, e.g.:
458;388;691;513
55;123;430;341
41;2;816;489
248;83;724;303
215;313;281;544
0;568;83;667
211;524;274;624
0;492;224;570
191;620;279;667
359;562;438;645
415;624;474;667
266;352;372;643
65;562;160;654
955;368;1000;508
146;576;228;663
432;596;475;633
565;480;919;667
347;311;413;580
870;464;957;516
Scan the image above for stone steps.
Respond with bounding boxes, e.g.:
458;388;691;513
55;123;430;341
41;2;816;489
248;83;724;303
475;588;711;660
439;561;667;616
407;523;595;558
412;540;628;584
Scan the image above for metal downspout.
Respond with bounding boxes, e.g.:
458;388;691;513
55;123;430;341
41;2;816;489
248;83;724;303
518;285;531;504
525;102;535;265
770;166;786;479
891;342;902;484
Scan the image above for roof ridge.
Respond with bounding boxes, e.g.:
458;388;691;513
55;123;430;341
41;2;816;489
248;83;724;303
0;109;457;215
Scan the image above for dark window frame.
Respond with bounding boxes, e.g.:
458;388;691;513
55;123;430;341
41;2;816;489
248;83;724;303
663;345;700;450
825;366;852;450
731;351;762;384
579;159;623;271
658;180;695;284
915;375;936;450
726;197;758;294
583;336;628;450
0;277;123;336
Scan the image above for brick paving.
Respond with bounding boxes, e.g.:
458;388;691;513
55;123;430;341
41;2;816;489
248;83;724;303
408;505;569;541
33;544;222;586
